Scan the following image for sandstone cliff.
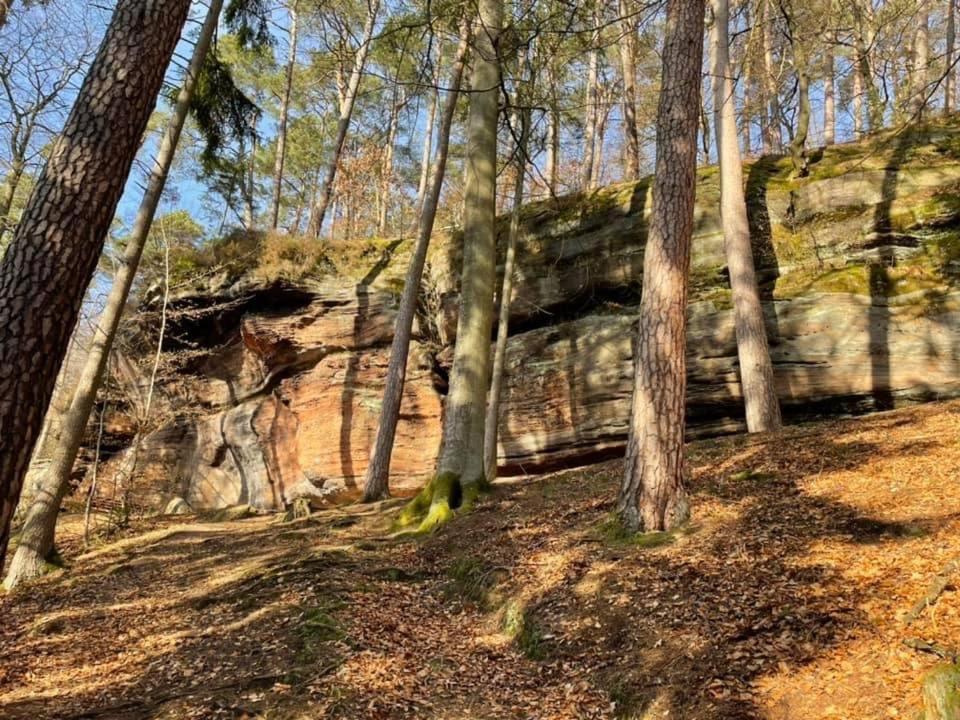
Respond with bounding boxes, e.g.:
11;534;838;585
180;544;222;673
96;121;960;510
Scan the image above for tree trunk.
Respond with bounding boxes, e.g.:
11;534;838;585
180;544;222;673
399;0;502;532
711;0;781;434
761;0;780;153
789;39;810;177
377;88;403;235
243;134;257;230
0;154;25;239
911;1;930;119
2;0;216;587
308;0;381;238
853;63;865;138
545;63;560;195
617;0;704;534
618;0;641;180
362;20;470;503
581;11;600;191
484;69;531;484
414;37;443;224
946;0;955;115
823;44;835;145
0;0;191;572
0;0;10;30
270;0;299;230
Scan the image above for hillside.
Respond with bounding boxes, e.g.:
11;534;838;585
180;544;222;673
3;400;960;718
87;120;960;515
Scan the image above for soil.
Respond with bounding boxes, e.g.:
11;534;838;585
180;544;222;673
2;400;960;719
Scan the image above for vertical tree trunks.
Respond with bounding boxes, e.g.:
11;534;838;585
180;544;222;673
432;0;502;499
910;1;930;118
617;0;704;533
362;21;470;503
581;11;600;191
308;0;381;238
947;0;956;115
270;1;299;230
618;0;641;180
0;0;192;572
3;0;222;589
853;64;865;138
711;0;782;435
823;44;835;145
414;37;443;224
545;63;560;196
761;0;780;153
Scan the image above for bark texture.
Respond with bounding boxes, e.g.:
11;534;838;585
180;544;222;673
425;0;502;526
946;0;955;116
0;0;191;572
617;0;703;533
823;44;835;145
362;21;469;503
711;0;781;434
3;0;219;589
270;0;298;230
618;0;641;180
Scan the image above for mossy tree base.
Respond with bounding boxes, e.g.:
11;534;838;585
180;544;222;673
394;472;491;534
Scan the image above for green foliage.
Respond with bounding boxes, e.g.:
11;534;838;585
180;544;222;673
224;0;273;50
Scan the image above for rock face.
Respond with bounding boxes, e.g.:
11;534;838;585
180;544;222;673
97;122;960;509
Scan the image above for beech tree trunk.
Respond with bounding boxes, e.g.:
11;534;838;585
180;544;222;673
617;0;704;533
618;0;641;180
823;44;835;145
711;0;781;434
398;0;502;532
581;10;600;191
3;0;220;589
0;0;191;572
484;70;532;483
761;0;780;153
270;0;298;230
308;0;380;238
947;0;956;115
362;20;469;503
414;37;443;224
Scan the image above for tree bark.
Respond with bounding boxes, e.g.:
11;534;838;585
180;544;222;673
0;0;191;573
414;37;443;224
377;87;404;235
362;20;470;503
308;0;381;238
618;0;641;180
270;0;299;230
947;0;956;115
823;43;835;145
407;0;502;531
853;61;865;138
545;63;560;195
0;0;10;30
788;27;810;176
581;9;600;191
761;0;781;153
711;0;781;434
2;0;216;587
484;71;531;483
910;1;930;118
617;0;704;533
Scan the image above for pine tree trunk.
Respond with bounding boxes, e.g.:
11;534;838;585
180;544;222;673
823;44;835;145
711;0;781;434
270;1;299;230
426;0;503;520
2;0;217;587
414;38;443;224
617;0;704;534
484;79;531;483
545;64;559;196
0;0;191;572
308;0;380;238
853;64;865;138
362;21;470;503
244;135;257;230
618;0;641;180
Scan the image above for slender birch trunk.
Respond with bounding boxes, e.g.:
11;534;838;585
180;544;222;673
308;0;381;238
362;21;470;502
711;0;781;434
270;1;299;230
3;0;221;588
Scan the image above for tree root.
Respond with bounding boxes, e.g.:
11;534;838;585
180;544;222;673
394;472;490;534
905;557;960;625
905;638;959;663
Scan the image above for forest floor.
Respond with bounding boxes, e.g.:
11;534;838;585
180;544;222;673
2;401;960;719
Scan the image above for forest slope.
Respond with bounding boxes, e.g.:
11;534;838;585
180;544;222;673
2;399;960;718
86;119;960;513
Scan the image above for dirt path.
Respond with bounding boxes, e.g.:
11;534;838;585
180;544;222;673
2;401;960;719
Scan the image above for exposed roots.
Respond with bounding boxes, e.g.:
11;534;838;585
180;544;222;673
394;472;491;534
